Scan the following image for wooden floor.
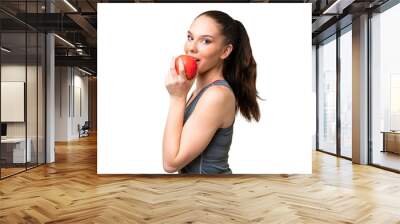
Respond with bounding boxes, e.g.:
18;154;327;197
0;167;26;178
1;134;400;223
1;162;44;178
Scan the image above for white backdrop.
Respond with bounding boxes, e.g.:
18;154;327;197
98;3;312;174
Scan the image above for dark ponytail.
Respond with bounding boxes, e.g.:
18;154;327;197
197;11;261;122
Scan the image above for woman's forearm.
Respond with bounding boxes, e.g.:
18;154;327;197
163;96;186;171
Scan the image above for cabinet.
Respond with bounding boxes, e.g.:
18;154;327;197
0;138;32;165
382;131;400;154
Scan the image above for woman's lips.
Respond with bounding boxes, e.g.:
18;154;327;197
188;56;200;66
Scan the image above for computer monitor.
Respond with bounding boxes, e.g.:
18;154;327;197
1;123;7;137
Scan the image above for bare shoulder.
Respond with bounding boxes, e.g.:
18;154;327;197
194;85;236;127
200;85;235;106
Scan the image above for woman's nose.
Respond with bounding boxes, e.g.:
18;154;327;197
187;41;198;53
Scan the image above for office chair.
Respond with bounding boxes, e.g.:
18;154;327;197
79;121;90;138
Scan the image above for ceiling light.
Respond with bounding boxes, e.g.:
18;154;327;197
323;0;355;15
54;34;75;48
78;67;93;76
63;0;78;12
1;47;11;53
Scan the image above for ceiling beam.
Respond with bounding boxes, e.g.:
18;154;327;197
67;13;97;39
312;15;335;33
55;55;96;69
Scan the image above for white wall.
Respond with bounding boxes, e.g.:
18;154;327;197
1;64;46;163
55;66;69;141
1;65;39;137
1;65;26;128
73;72;89;137
55;67;89;141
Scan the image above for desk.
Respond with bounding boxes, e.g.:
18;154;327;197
381;131;400;154
1;138;32;163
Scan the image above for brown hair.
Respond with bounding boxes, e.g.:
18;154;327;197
197;10;261;122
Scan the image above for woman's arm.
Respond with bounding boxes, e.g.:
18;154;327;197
163;57;194;172
162;96;186;173
162;57;235;173
162;86;234;173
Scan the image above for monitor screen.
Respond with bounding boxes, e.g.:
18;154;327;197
1;123;7;137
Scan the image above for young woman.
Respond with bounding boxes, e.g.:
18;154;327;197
163;10;261;174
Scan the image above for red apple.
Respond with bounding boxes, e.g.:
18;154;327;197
175;55;198;80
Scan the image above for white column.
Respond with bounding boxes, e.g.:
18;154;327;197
46;1;55;163
55;67;75;141
352;14;369;164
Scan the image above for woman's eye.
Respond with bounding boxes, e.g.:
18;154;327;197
202;39;211;44
187;35;193;41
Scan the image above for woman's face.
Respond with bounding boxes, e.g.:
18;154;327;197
184;15;232;75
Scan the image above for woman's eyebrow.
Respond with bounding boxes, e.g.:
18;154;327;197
187;31;214;38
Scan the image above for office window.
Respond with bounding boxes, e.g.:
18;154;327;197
340;28;352;158
371;3;400;171
318;36;337;154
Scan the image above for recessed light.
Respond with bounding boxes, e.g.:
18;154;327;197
78;67;93;76
54;34;75;48
1;47;11;53
63;0;78;12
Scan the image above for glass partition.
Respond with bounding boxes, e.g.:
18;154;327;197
371;3;400;171
27;31;38;169
38;31;45;165
317;35;337;155
0;1;46;179
1;31;28;177
26;0;44;169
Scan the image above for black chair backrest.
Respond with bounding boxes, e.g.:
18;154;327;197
82;121;90;129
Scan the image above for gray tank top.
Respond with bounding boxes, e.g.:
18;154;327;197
179;79;234;174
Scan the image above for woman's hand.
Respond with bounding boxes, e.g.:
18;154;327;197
165;56;195;99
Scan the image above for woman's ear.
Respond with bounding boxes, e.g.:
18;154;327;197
220;44;233;60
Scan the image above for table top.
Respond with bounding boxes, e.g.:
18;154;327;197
1;138;30;143
381;131;400;134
